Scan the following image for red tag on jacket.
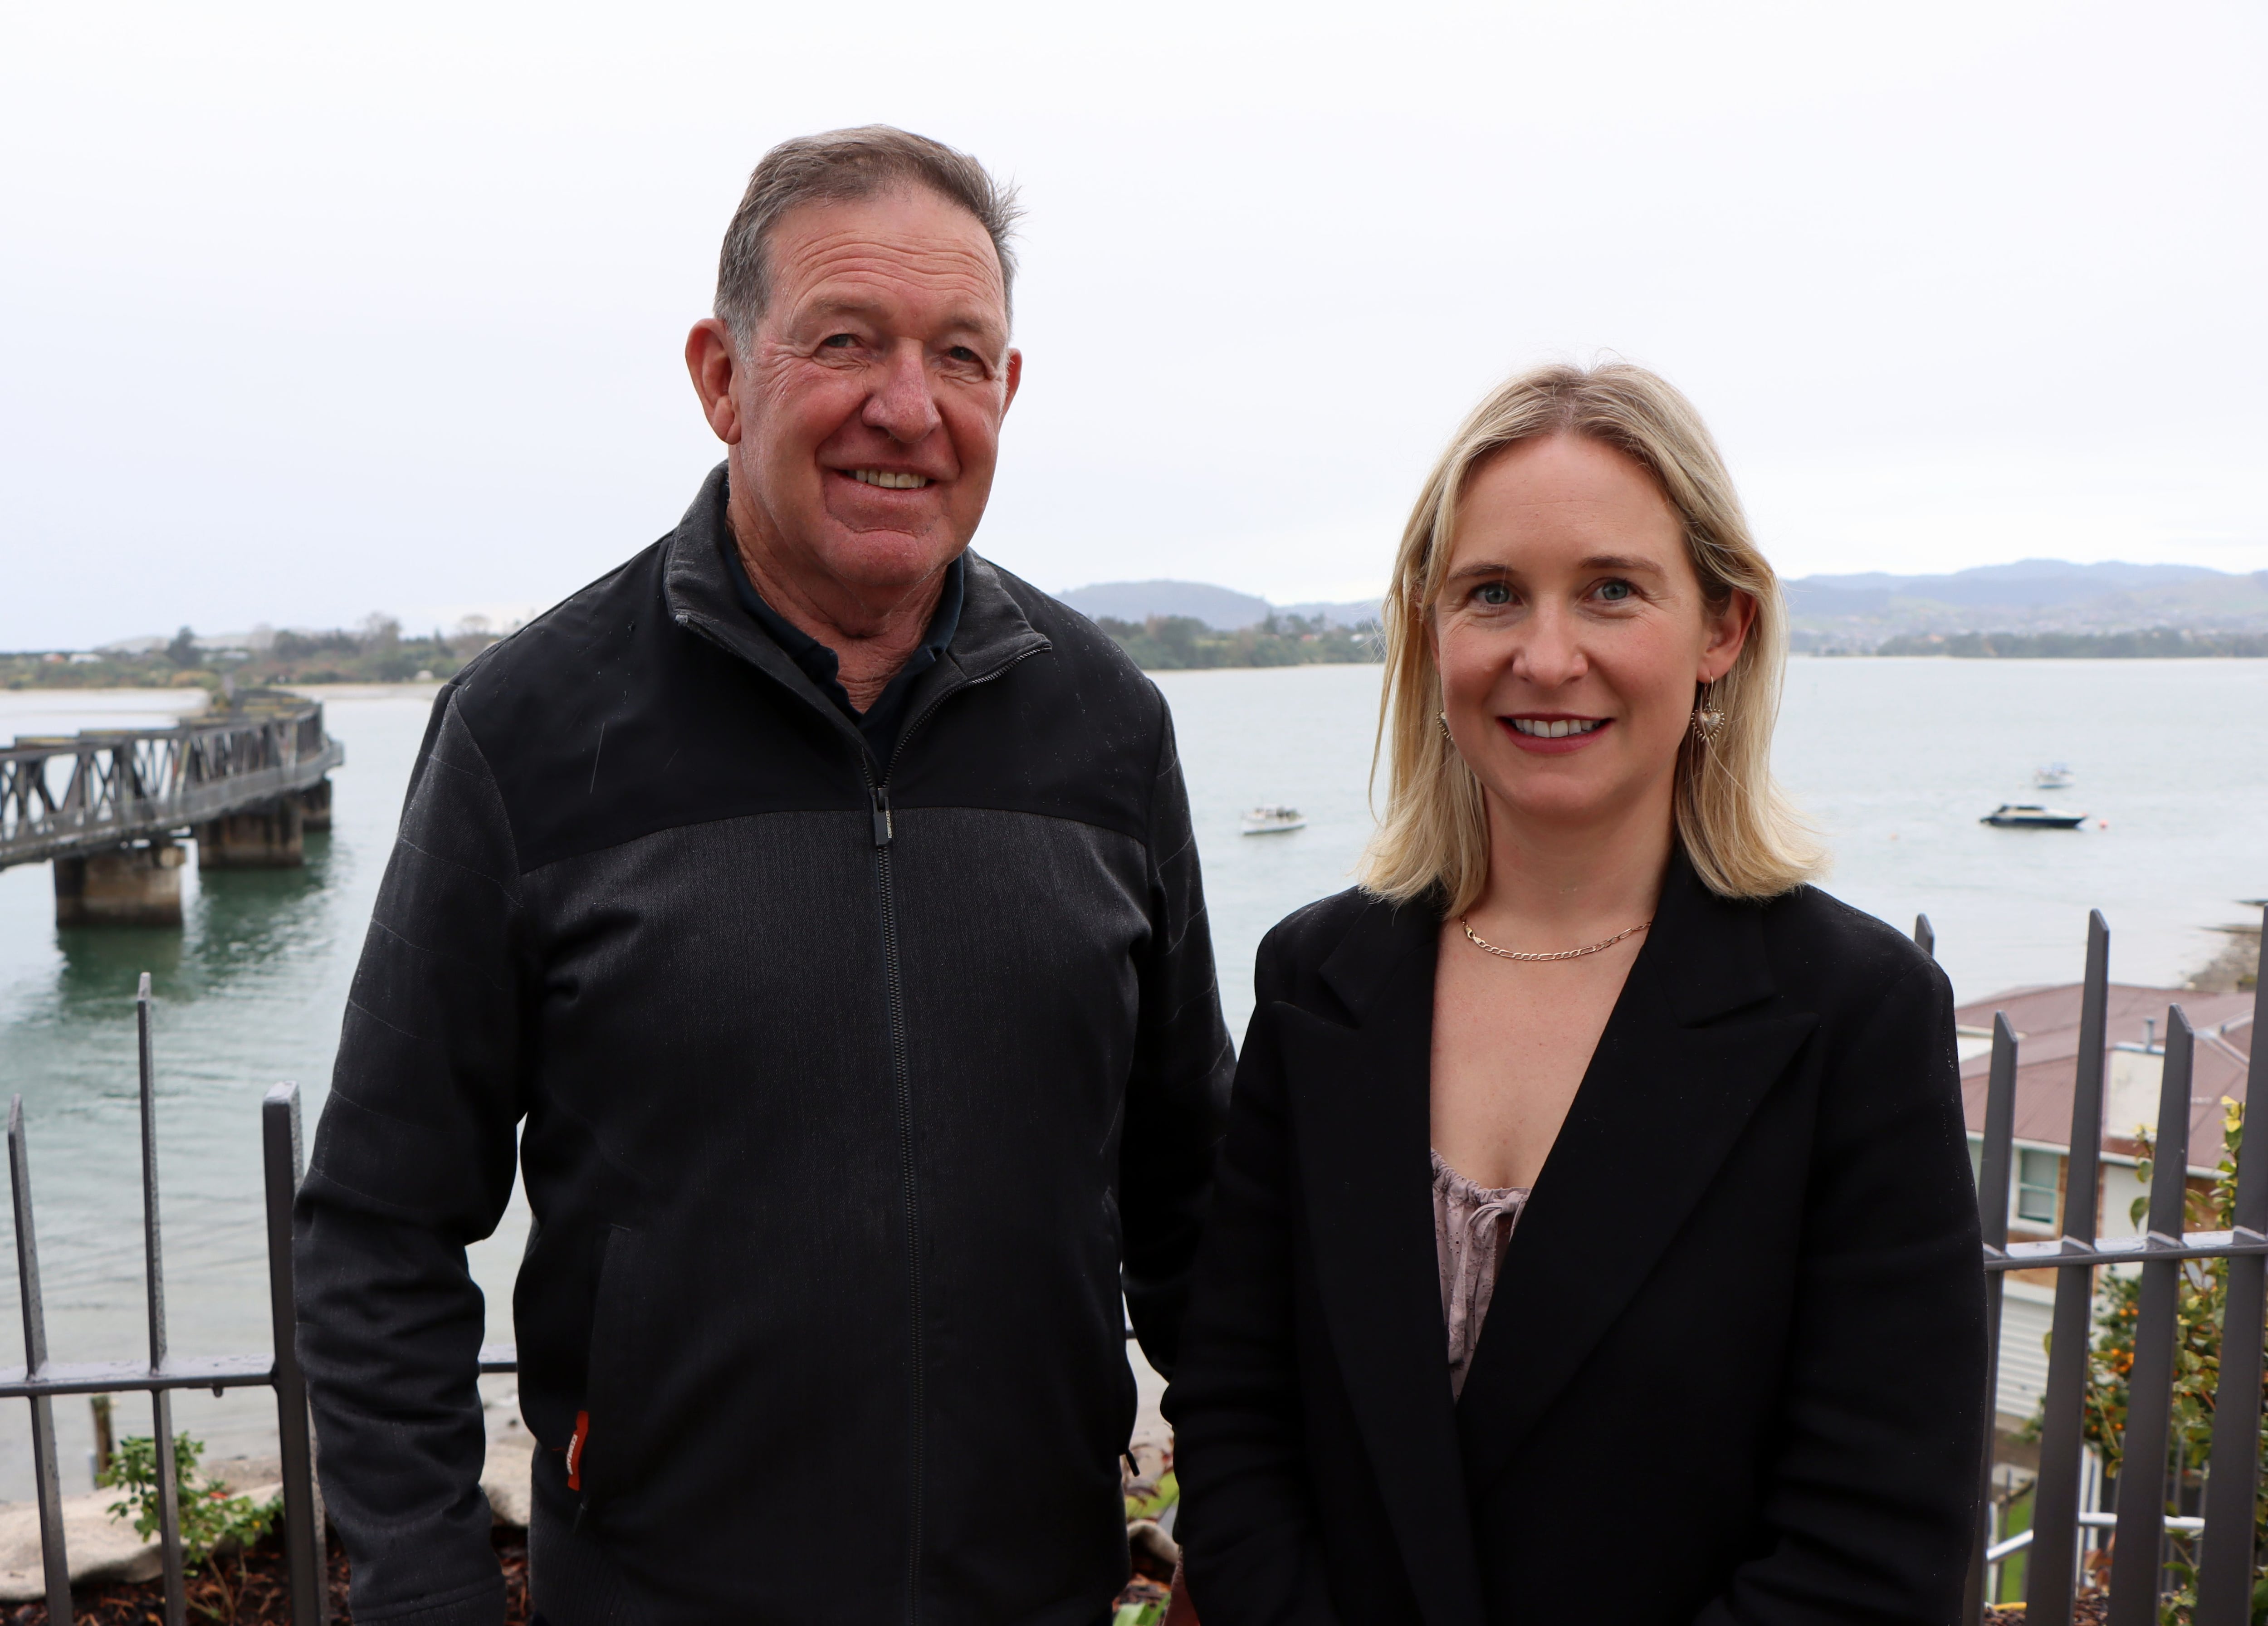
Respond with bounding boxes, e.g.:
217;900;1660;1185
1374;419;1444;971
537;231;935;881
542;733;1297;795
566;1410;591;1491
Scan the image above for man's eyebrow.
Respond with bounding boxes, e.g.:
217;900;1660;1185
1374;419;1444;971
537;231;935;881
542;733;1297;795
799;294;1005;342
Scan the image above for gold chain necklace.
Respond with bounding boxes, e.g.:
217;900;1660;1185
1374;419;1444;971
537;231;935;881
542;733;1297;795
1458;915;1650;962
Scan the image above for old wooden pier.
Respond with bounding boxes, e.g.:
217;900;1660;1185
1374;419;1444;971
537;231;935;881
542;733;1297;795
0;693;343;924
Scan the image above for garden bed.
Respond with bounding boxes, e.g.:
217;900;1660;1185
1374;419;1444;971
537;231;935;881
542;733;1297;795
0;1526;1168;1624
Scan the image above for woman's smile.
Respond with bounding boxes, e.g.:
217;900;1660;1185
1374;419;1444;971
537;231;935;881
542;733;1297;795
1501;713;1611;752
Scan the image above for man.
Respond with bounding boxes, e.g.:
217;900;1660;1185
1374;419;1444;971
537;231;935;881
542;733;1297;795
295;127;1233;1626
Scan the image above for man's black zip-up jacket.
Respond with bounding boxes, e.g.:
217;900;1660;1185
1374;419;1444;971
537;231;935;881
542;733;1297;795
294;464;1235;1626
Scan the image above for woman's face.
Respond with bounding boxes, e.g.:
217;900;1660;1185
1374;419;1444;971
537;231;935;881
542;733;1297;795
1431;433;1753;836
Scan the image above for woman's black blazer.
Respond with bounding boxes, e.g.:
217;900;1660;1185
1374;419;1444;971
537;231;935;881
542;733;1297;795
1166;850;1985;1626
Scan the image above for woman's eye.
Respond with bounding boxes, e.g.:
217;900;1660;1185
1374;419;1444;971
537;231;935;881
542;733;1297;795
1596;579;1634;602
1475;583;1512;606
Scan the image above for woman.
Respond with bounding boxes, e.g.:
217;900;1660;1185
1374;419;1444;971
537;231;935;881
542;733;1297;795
1164;363;1983;1625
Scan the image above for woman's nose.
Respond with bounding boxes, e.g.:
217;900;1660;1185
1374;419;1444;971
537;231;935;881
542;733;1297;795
1515;605;1587;687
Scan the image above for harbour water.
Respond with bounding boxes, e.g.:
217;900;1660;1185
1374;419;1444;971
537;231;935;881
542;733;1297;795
0;656;2262;1494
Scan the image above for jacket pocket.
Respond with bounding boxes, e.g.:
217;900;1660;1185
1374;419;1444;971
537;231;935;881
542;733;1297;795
575;1224;640;1507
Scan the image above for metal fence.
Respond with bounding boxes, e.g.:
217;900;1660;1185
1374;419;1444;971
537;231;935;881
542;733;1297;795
0;908;2260;1625
3;975;519;1626
1947;904;2268;1625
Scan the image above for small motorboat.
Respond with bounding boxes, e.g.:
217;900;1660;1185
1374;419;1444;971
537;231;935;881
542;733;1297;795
2033;762;2075;790
1241;806;1307;835
1981;803;2088;830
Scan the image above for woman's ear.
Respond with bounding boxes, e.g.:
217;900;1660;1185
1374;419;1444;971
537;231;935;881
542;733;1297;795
1699;589;1757;684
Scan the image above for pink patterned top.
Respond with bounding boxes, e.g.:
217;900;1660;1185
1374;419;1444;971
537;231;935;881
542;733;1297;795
1431;1150;1529;1400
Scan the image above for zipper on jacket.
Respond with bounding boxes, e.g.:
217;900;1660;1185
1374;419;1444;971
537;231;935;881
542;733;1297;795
861;643;1043;1626
868;769;922;1626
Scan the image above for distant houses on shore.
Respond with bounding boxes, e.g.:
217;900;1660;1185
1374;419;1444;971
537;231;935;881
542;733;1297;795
8;557;2267;686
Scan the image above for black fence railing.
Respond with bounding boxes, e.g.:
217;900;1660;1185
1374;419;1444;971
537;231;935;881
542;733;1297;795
1945;904;2268;1625
3;974;518;1626
1;909;2260;1624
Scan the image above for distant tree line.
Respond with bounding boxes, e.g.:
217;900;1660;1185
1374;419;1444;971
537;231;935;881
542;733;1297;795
10;607;1392;689
1876;628;2268;658
2;615;506;691
1094;613;1383;671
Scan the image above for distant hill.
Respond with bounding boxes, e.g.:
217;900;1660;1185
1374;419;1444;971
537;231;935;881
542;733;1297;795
1059;581;1271;630
1058;580;1380;631
1785;558;2268;651
1276;597;1386;629
1061;562;2268;654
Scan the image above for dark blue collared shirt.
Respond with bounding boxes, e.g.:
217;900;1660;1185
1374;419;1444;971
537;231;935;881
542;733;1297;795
725;546;965;767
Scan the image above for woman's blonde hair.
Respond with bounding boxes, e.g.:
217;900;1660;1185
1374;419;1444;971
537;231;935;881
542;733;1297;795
1360;361;1821;910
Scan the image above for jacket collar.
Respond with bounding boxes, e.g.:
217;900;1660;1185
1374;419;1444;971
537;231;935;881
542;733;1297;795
1281;850;1815;1608
661;461;1050;767
1276;894;1485;1626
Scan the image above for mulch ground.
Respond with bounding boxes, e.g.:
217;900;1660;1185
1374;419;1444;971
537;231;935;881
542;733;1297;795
1;1526;1167;1624
0;1526;528;1625
1985;1588;2110;1624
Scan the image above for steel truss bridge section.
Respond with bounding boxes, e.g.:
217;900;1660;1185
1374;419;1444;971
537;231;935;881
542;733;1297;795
0;700;344;871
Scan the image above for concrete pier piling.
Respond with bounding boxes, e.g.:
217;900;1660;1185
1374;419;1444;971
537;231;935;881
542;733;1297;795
194;796;306;869
53;843;187;927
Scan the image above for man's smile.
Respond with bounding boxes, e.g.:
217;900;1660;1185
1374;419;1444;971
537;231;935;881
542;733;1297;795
846;468;933;489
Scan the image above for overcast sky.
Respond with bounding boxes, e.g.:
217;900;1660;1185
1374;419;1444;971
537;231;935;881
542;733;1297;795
3;0;2262;648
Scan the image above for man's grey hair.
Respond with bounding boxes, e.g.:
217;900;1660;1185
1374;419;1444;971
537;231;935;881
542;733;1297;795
715;126;1021;347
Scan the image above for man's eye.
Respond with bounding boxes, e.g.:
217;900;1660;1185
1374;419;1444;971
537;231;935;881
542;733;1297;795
820;333;857;350
946;345;979;363
1476;583;1512;606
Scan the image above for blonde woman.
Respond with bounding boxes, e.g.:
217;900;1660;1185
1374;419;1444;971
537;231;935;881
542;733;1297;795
1164;364;1983;1625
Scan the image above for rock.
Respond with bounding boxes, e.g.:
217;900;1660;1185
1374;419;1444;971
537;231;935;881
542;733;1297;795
0;1480;280;1602
0;1384;537;1597
481;1381;536;1528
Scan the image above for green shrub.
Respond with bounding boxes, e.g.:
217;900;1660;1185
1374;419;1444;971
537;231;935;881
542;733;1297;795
101;1431;282;1621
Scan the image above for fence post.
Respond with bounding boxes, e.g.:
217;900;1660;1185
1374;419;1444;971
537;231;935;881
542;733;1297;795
138;974;188;1626
2194;903;2268;1626
264;1082;328;1626
1965;1014;2018;1621
8;1097;73;1623
2028;910;2112;1620
2105;1007;2195;1624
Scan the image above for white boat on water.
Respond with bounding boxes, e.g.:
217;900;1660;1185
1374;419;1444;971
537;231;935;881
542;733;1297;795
1982;803;2088;830
2033;762;2075;790
1241;806;1307;835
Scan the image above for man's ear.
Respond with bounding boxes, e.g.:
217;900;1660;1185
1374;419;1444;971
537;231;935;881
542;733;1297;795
686;318;743;444
1001;348;1023;415
1700;588;1757;683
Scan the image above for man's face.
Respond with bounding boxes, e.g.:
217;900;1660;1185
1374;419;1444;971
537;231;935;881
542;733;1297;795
709;186;1020;604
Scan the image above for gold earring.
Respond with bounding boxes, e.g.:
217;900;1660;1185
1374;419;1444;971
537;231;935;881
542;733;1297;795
1437;711;1454;745
1691;682;1726;743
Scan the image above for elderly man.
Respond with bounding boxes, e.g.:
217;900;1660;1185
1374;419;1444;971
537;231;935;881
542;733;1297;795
295;127;1232;1626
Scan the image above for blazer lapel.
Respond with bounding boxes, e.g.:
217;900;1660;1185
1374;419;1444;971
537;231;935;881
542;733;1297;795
1280;897;1488;1626
1452;853;1818;1498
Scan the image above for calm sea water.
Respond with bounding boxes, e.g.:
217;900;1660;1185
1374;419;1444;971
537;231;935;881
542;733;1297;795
0;658;2261;1493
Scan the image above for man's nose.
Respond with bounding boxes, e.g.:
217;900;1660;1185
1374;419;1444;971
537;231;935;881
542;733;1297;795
863;342;943;444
